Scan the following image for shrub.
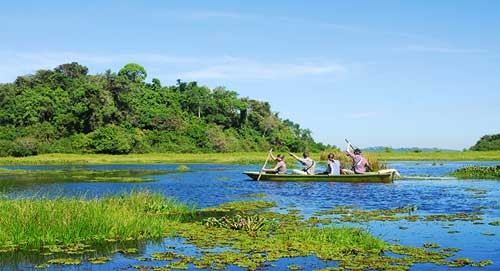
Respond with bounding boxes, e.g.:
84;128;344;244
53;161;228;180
89;125;132;154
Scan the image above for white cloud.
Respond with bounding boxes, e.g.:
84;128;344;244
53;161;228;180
0;51;348;83
179;57;347;80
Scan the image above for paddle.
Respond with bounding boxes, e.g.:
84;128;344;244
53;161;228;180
345;138;357;152
257;149;273;181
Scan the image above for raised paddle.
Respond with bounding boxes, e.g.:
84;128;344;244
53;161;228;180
257;149;273;181
345;138;357;152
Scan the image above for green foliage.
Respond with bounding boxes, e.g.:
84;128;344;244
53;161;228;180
0;62;325;156
470;133;500;151
89;125;132;154
118;63;147;82
449;165;500;179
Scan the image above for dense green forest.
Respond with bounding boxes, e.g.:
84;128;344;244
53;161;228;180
470;134;500;151
0;63;328;157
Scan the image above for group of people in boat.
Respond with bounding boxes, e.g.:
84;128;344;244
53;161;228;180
263;147;371;176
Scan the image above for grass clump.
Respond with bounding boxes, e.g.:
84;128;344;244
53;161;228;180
0;191;194;250
449;165;500;179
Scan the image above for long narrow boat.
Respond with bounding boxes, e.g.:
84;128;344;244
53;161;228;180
243;171;394;183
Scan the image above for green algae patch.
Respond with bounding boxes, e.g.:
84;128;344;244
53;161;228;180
288;264;304;270
47;258;81;265
312;205;482;224
488;221;500;226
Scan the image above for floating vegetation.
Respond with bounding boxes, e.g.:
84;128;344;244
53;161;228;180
312;205;481;224
449;165;500;179
88;256;112;264
0;168;171;183
423;243;440;249
399;226;409;230
175;165;190;172
0;192;494;270
34;263;50;269
481;232;495;236
488;221;500;226
216;177;231;181
288;264;304;270
47;258;81;265
464;188;488;194
240;192;267;198
448;230;460;234
471;260;493;267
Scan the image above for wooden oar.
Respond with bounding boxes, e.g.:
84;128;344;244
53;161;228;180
257;149;273;181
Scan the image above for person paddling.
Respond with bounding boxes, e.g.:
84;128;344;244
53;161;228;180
289;152;316;175
262;152;287;174
343;148;371;174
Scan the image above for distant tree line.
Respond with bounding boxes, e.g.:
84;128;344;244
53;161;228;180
0;62;328;156
470;134;500;151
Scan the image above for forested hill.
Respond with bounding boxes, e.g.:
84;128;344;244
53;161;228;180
470;134;500;151
0;62;327;157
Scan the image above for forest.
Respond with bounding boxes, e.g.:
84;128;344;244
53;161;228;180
0;62;328;156
470;133;500;151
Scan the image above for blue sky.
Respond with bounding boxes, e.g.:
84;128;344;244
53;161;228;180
1;1;499;149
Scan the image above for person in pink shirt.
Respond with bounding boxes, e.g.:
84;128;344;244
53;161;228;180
343;148;372;174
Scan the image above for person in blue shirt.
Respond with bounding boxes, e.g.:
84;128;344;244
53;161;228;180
324;153;340;175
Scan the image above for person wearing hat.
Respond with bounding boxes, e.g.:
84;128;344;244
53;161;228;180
343;148;371;174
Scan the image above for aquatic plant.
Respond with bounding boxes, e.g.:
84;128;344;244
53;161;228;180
0;168;170;183
175;165;190;172
449;165;500;179
0;191;195;250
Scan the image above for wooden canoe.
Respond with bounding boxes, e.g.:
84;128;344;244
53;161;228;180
243;171;394;183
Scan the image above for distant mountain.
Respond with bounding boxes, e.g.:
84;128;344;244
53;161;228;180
362;146;460;153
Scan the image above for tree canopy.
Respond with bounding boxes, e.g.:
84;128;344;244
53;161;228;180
470;134;500;151
0;63;328;156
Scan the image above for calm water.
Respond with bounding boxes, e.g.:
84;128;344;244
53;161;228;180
0;161;499;271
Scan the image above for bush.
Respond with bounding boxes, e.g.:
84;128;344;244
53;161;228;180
89;125;132;154
12;137;39;157
0;140;14;157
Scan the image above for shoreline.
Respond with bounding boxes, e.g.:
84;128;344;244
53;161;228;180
0;151;499;166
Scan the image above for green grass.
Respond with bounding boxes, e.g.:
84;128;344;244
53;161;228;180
449;165;500;179
370;150;500;161
0;192;490;269
0;191;195;249
0;151;498;167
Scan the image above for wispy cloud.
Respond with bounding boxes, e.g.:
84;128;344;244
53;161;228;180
0;51;348;83
404;45;487;54
178;57;347;80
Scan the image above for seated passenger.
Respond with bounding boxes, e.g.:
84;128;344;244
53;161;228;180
323;153;340;175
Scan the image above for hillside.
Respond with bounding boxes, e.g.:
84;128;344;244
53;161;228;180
0;62;327;156
470;134;500;151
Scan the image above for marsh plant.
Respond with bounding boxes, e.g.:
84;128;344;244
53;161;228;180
449;165;500;179
204;214;276;232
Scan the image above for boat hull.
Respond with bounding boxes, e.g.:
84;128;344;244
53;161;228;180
243;171;393;183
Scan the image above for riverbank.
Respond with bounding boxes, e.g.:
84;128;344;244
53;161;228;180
0;151;499;166
371;150;500;161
